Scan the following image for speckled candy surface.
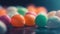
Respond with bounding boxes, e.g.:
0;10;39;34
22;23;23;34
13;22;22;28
0;15;11;26
46;16;60;28
35;13;48;27
11;14;25;27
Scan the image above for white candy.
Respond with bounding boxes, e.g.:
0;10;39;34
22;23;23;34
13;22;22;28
7;6;18;17
56;10;60;17
48;11;56;18
0;21;7;34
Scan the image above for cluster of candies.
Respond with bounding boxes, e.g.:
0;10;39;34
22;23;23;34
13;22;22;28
0;5;60;34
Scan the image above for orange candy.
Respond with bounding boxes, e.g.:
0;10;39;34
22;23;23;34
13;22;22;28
0;8;7;16
27;4;36;12
36;6;47;14
11;14;25;27
24;14;35;26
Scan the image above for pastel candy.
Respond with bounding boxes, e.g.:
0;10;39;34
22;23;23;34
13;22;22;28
47;16;60;28
16;6;28;16
0;21;7;34
56;10;60;17
7;6;18;17
48;11;56;18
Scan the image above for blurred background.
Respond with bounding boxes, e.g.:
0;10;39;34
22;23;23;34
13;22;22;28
0;0;60;11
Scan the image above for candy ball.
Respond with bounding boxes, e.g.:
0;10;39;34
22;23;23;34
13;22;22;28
25;14;35;26
0;15;11;26
24;12;36;26
35;13;48;27
7;6;18;17
46;16;60;28
26;11;37;16
16;6;28;16
48;11;56;18
11;14;25;27
0;21;7;34
56;10;60;17
36;6;47;14
0;8;7;16
27;4;36;12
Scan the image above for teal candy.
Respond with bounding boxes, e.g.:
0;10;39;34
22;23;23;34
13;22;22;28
16;6;27;16
35;13;48;27
47;16;60;28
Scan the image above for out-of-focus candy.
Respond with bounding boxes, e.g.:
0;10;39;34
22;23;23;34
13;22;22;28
27;4;36;12
48;11;56;18
56;10;60;17
0;15;11;26
0;21;7;34
36;6;47;14
16;6;28;16
7;6;18;17
0;8;7;16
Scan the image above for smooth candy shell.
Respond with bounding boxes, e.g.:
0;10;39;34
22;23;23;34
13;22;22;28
0;21;7;34
0;8;7;16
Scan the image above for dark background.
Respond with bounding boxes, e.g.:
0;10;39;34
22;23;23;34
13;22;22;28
0;0;60;11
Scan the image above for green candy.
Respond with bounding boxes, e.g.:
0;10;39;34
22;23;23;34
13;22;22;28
35;13;48;27
16;6;27;16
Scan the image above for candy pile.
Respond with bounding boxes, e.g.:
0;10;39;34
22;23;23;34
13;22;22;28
0;5;60;34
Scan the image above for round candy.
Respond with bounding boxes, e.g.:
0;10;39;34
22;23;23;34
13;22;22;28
35;13;48;27
24;12;36;26
36;6;47;14
24;14;36;26
0;15;11;26
7;6;18;17
0;21;7;34
26;11;37;16
56;10;60;17
11;14;25;27
48;11;56;18
0;8;7;16
46;16;60;28
27;4;36;12
16;6;28;16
